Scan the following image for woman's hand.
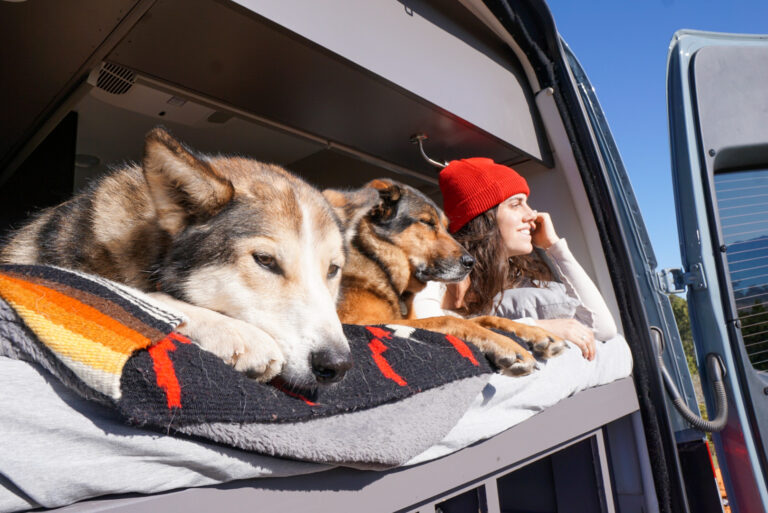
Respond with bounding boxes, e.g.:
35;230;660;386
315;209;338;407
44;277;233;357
534;318;595;360
531;211;560;249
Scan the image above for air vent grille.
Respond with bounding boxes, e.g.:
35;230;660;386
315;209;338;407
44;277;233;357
95;63;136;95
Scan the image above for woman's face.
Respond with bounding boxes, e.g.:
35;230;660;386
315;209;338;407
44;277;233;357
496;193;537;257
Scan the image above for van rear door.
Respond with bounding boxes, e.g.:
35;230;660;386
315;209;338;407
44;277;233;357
668;30;768;512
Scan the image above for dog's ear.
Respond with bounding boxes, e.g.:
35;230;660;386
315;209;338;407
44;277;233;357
142;127;235;235
323;187;380;245
367;179;403;223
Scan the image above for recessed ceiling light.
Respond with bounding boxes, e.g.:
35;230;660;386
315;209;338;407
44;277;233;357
74;154;101;168
166;96;187;107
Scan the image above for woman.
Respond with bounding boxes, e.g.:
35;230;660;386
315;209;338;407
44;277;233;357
413;157;618;361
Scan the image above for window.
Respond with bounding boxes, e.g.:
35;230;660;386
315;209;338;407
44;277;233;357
715;168;768;370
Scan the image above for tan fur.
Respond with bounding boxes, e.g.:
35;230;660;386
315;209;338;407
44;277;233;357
142;129;235;236
328;179;566;376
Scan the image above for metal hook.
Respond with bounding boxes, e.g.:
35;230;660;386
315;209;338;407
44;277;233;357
410;133;448;169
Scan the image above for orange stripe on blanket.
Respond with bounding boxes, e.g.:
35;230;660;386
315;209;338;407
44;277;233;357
0;273;151;354
7;303;131;377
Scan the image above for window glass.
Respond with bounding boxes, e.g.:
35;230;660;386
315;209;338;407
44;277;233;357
715;168;768;370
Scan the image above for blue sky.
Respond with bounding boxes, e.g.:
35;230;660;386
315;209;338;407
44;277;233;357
546;0;768;272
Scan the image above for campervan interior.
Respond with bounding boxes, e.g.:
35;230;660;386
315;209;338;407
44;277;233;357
0;1;653;511
5;0;621;328
68;62;620;319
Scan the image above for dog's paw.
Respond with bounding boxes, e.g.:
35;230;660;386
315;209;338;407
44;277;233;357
230;324;285;382
514;325;566;360
179;314;285;382
491;349;537;377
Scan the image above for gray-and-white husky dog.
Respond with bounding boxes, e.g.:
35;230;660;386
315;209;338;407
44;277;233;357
1;127;366;389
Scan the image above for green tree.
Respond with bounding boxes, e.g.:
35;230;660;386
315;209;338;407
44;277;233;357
668;294;698;378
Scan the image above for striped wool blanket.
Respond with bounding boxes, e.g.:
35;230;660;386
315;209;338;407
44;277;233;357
0;265;183;400
0;264;492;467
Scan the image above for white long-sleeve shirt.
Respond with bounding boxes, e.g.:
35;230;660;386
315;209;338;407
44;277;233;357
411;238;618;341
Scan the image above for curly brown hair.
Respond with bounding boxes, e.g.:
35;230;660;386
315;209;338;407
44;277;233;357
452;206;553;317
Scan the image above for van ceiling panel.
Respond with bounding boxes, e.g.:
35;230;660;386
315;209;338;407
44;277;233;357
236;0;545;161
107;0;546;173
0;0;145;171
287;148;441;198
71;85;326;192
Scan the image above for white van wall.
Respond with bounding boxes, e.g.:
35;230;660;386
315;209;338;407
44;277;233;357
518;89;623;332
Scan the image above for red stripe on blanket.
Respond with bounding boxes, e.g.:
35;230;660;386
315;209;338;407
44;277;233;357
366;330;407;386
271;380;317;406
167;331;191;345
148;334;184;409
366;326;392;340
445;334;480;366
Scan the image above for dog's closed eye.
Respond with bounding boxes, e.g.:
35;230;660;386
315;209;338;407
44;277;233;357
419;218;437;229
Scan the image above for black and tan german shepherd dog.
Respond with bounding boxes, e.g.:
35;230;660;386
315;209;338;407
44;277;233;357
324;179;566;376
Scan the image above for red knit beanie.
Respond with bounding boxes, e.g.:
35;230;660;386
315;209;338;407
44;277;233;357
439;157;529;233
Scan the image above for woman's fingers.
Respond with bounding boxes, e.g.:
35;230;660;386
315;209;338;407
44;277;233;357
567;323;595;361
531;212;560;249
585;337;596;361
534;319;596;361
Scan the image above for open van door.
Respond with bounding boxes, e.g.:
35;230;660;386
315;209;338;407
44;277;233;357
668;30;768;512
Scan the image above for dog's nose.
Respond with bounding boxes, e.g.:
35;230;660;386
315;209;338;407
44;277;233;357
311;349;353;384
460;254;475;269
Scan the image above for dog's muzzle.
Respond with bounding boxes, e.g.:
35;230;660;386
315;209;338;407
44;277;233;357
416;254;475;283
310;348;353;384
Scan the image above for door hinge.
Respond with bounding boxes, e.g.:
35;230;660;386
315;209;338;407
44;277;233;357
657;264;707;294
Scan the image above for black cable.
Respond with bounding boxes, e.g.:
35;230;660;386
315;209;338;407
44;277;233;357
660;353;728;432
